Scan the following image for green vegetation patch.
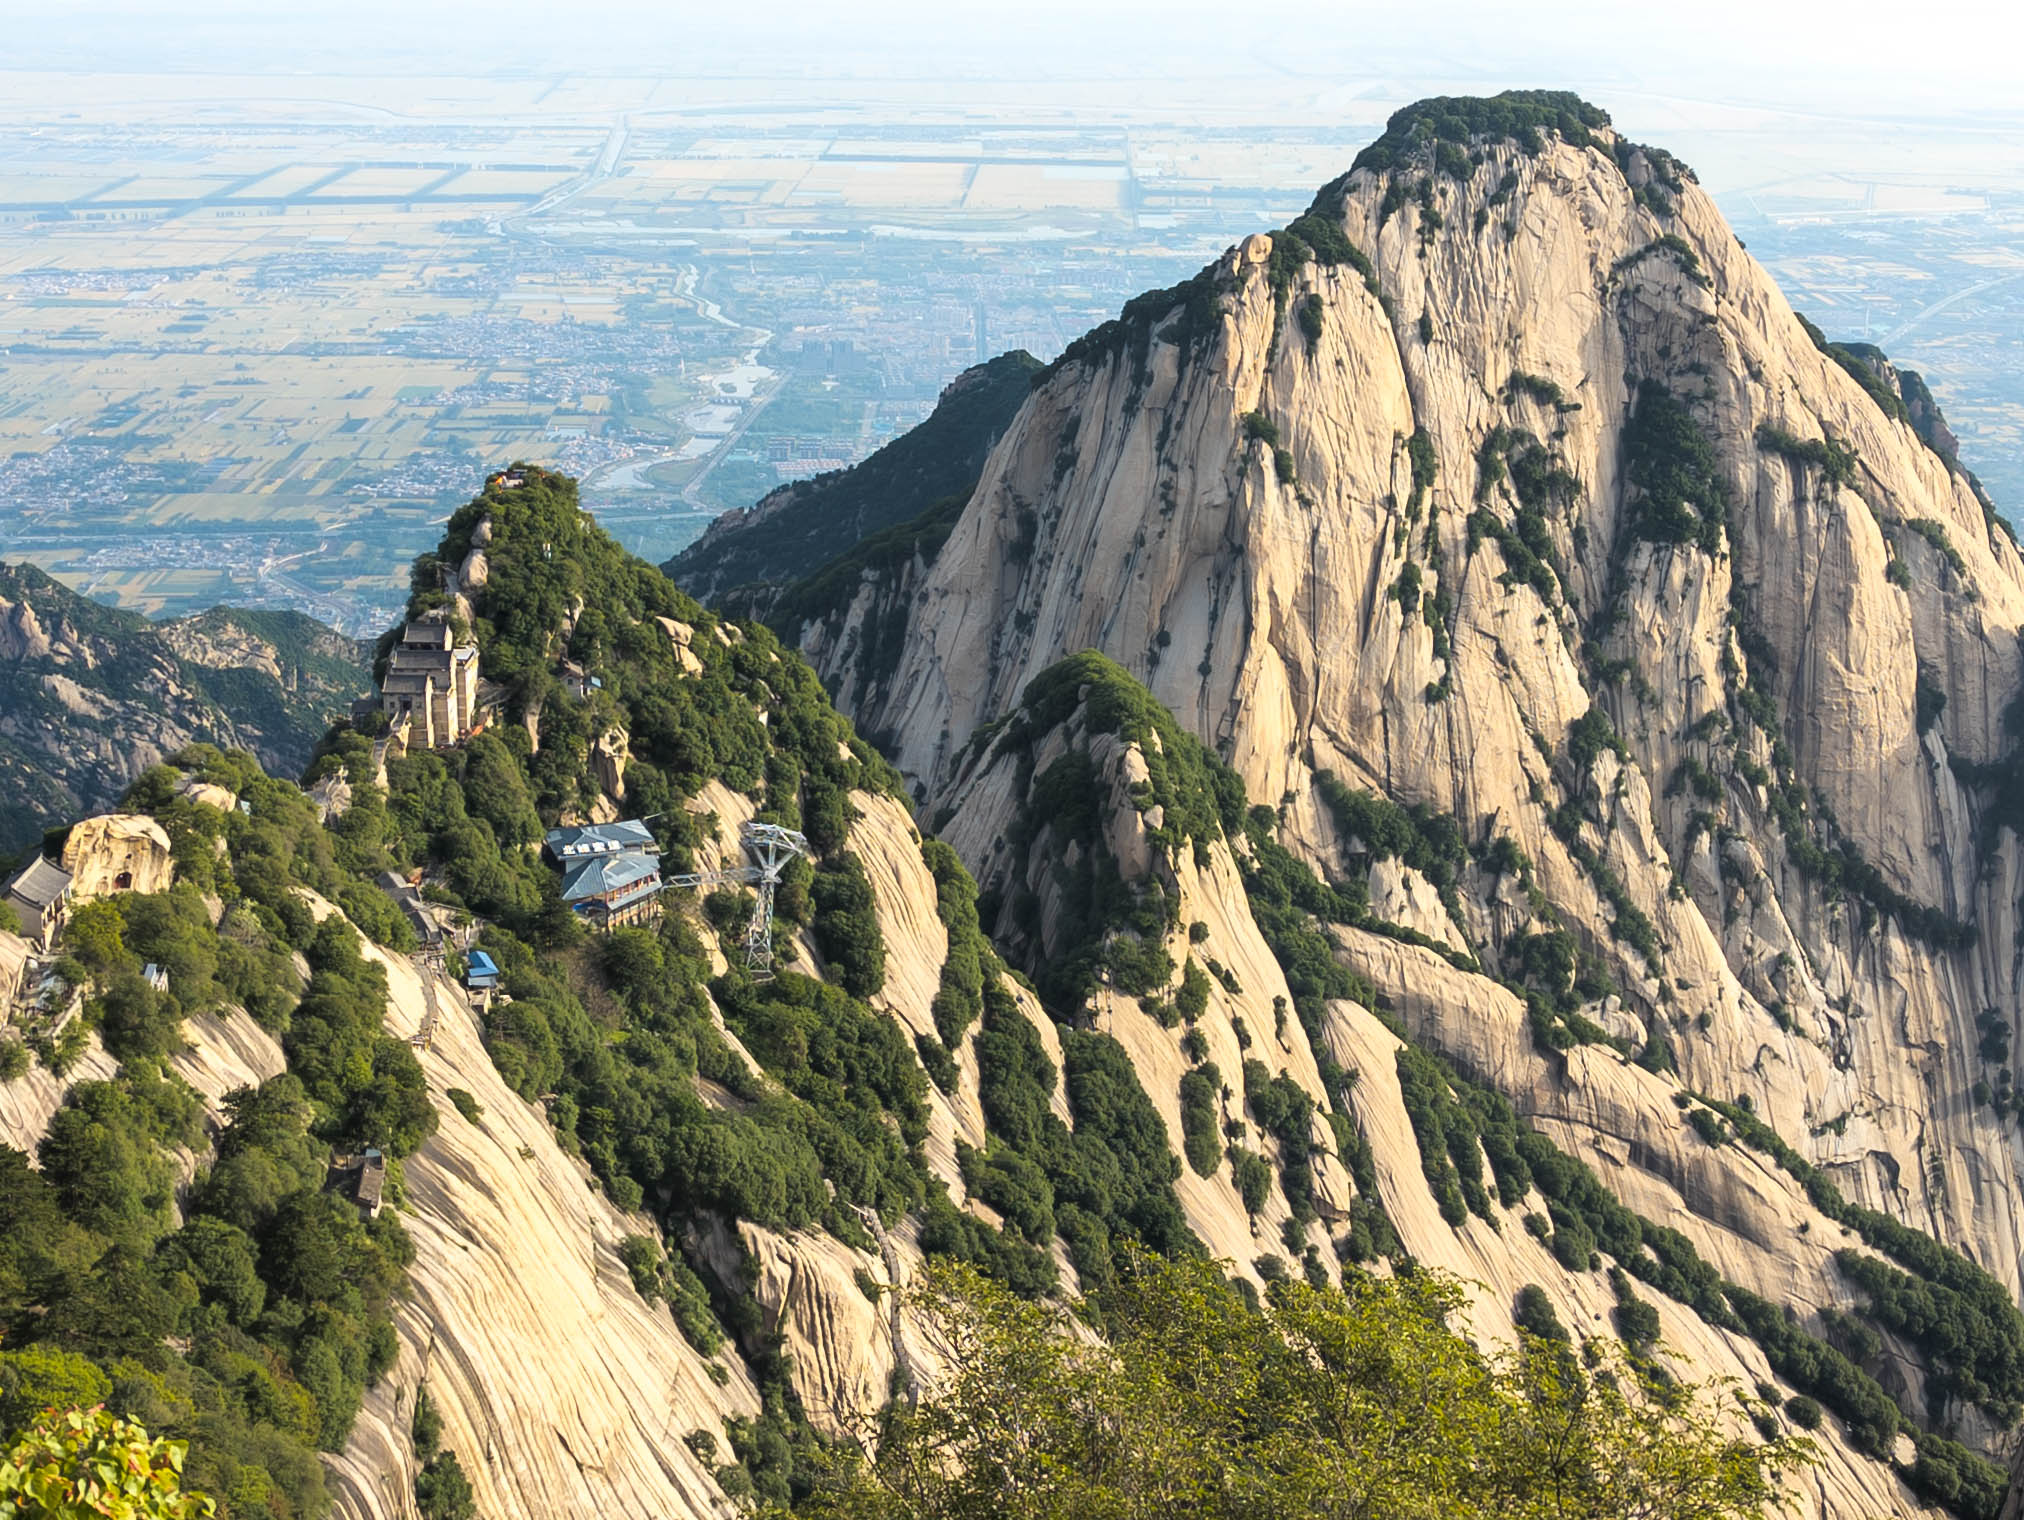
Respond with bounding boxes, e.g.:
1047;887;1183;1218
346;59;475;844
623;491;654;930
811;1252;1802;1520
1754;424;1860;490
1797;314;1913;427
1343;91;1612;179
967;978;1193;1293
1036;264;1233;393
1621;382;1728;553
0;752;440;1516
1611;234;1711;289
1467;424;1578;603
1178;1066;1223;1177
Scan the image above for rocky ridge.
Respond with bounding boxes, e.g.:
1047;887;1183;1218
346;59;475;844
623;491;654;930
785;93;2024;1516
921;650;1937;1516
0;565;369;855
8;94;2024;1520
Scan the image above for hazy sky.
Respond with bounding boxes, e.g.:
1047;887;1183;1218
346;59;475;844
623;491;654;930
11;0;2024;118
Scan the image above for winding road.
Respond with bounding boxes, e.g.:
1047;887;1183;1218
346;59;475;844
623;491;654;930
1882;270;2024;348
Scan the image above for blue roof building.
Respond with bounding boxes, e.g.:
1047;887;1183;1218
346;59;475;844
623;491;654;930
544;820;656;861
554;847;663;927
465;950;501;990
541;819;662;927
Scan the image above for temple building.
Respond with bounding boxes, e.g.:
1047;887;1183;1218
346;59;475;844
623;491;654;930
381;615;480;748
5;813;174;950
544;821;663;927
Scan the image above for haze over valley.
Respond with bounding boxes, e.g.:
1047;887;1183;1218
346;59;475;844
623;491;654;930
4;14;2021;634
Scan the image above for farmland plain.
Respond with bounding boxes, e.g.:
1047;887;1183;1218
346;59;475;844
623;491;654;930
1;72;2019;635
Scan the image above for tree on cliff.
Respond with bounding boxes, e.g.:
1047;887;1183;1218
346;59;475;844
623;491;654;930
800;1252;1809;1520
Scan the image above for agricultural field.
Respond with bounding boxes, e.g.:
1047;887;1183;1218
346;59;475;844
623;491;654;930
1;70;2019;633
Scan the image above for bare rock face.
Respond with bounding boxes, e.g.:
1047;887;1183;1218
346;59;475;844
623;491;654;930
0;598;53;661
593;725;630;802
323;924;761;1520
308;771;353;822
657;617;706;676
732;1220;922;1443
900;651;1936;1513
825;122;2024;1282
794;115;2024;1514
63;813;174;899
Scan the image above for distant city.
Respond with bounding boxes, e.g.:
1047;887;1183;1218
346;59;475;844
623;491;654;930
1;74;2018;637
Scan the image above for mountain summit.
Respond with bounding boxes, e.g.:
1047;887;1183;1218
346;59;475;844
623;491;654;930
776;90;2024;1518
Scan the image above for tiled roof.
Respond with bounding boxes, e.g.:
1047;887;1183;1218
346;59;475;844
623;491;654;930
545;820;656;859
6;854;72;910
388;648;454;673
559;850;660;904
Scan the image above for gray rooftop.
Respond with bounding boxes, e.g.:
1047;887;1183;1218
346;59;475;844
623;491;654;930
545;819;656;859
6;854;72;911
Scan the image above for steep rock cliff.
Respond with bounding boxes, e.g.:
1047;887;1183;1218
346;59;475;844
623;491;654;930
923;648;1939;1516
795;94;2024;1515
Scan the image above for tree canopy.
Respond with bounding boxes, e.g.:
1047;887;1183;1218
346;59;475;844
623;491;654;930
0;1406;215;1519
801;1252;1808;1520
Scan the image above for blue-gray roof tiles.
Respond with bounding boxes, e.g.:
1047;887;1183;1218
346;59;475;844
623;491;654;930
558;850;661;905
544;819;656;859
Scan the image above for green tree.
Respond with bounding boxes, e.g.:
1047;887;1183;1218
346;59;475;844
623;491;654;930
811;854;887;998
459;732;543;848
36;1085;177;1247
799;1254;1810;1520
0;1349;110;1438
0;1406;214;1518
414;1451;474;1520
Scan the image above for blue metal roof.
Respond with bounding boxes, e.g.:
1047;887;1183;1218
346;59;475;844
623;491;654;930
465;950;500;980
544;819;656;859
559;850;661;904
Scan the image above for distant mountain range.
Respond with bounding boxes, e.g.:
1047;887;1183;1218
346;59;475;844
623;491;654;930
0;563;368;856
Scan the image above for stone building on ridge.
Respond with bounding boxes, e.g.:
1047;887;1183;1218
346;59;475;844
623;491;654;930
4;812;174;950
381;614;480;749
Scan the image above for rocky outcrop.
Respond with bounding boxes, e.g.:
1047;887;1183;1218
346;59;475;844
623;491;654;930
0;565;368;853
62;813;174;900
325;932;757;1520
592;726;630;803
900;642;1933;1514
0;599;55;662
793;104;2024;1512
656;618;705;677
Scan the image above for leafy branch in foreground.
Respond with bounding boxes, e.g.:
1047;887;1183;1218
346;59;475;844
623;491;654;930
797;1251;1810;1520
0;1405;215;1519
